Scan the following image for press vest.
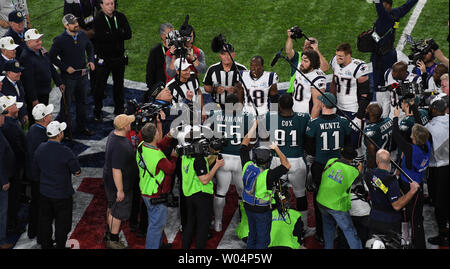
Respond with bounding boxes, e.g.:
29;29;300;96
242;161;272;207
316;158;359;212
181;156;213;197
136;142;166;196
287;51;302;93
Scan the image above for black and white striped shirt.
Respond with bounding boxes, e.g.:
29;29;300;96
203;62;247;105
166;73;200;106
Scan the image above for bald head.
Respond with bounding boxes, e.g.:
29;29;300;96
392;61;408;80
376;149;391;170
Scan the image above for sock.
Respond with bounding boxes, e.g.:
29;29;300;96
214;195;226;224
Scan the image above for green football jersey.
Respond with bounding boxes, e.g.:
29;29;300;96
209;110;253;156
263;111;310;158
399;109;429;141
364;117;393;151
306;114;352;164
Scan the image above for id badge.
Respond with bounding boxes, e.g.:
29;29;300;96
84;16;94;24
371;31;381;43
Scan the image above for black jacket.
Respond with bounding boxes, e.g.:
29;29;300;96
146;42;168;90
3;27;28;58
19;46;63;101
1;77;28;121
94;10;131;61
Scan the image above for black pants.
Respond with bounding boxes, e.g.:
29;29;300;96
7;170;22;230
27;181;40;239
94;62;125;114
337;215;370;249
311;162;325;238
368;218;402;236
400;180;425;249
182;192;213;249
432;165;449;231
130;176;148;233
38;194;73;249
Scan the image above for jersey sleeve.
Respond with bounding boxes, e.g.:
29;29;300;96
305;118;316;138
354;61;370;79
203;65;214;86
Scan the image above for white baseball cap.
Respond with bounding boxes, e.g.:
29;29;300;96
32;103;54;121
46;121;67;137
0;36;19;50
174;58;191;71
24;29;44;42
0;95;23;113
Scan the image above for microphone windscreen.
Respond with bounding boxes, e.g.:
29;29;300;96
211;34;225;53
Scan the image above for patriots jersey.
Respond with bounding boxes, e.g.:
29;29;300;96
364;117;394;152
263;111;310;158
306;115;352;165
292;69;326;114
383;69;421;115
240;70;278;116
330;56;370;113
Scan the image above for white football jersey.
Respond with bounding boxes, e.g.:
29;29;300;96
240;70;278;116
383;69;420;119
330;56;370;113
292;69;326;114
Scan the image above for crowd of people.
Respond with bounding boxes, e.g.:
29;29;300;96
0;0;448;250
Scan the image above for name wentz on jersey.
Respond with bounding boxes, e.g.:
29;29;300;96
330;56;370;113
240;70;278;115
203;62;247;105
292;69;326;114
263;111;310;158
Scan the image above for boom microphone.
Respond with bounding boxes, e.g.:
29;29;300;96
271;49;283;67
211;34;227;53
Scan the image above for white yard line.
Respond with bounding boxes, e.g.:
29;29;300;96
396;0;428;52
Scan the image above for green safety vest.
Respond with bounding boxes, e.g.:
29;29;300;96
287;51;302;93
316;158;359;212
236;201;303;249
136;142;167;196
181;155;213;197
242;161;272;206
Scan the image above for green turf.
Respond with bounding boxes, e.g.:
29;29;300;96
28;0;448;84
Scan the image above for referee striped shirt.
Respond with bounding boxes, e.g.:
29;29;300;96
166;73;200;106
203;62;247;105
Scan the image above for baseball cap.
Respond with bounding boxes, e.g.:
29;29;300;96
174;58;191;71
8;10;25;23
114;114;135;130
32;103;54;121
24;29;44;41
0;95;23;113
3;59;24;73
46;121;67;137
0;36;19;50
62;13;78;25
318;92;337;107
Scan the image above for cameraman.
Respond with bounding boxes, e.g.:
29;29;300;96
165;18;206;83
285;29;329;93
414;40;449;77
240;120;291;249
180;131;225;249
364;149;419;237
137;119;177;249
392;106;431;248
371;0;418;92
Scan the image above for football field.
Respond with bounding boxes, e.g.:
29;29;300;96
29;0;449;84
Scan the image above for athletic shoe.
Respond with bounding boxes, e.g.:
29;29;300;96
214;221;222;232
106;239;127;249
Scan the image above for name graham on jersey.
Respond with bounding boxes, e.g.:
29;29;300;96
216;114;244;123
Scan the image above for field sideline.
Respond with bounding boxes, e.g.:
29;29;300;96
28;0;449;84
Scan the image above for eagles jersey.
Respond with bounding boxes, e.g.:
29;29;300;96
364;118;394;153
399;109;429;141
292;69;326;114
208;109;254;156
306;114;352;165
203;62;247;105
263;111;310;158
330;56;370;113
240;70;278;116
166;73;200;106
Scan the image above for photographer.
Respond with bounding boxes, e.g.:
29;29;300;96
392;106;431;248
180;130;225;249
137;120;177;249
414;40;449;78
285;28;329;94
165;16;206;83
94;0;132;120
364;149;419;238
371;0;419;93
240;120;291;249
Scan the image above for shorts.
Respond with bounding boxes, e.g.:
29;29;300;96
105;186;133;221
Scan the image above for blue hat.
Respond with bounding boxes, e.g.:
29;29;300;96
8;11;25;23
4;60;24;73
318;92;336;107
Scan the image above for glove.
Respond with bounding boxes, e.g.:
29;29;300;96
351;117;363;132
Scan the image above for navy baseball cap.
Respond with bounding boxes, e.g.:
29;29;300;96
8;10;25;23
4;60;24;73
318;92;337;107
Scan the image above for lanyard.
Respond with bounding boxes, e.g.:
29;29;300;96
104;14;118;30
